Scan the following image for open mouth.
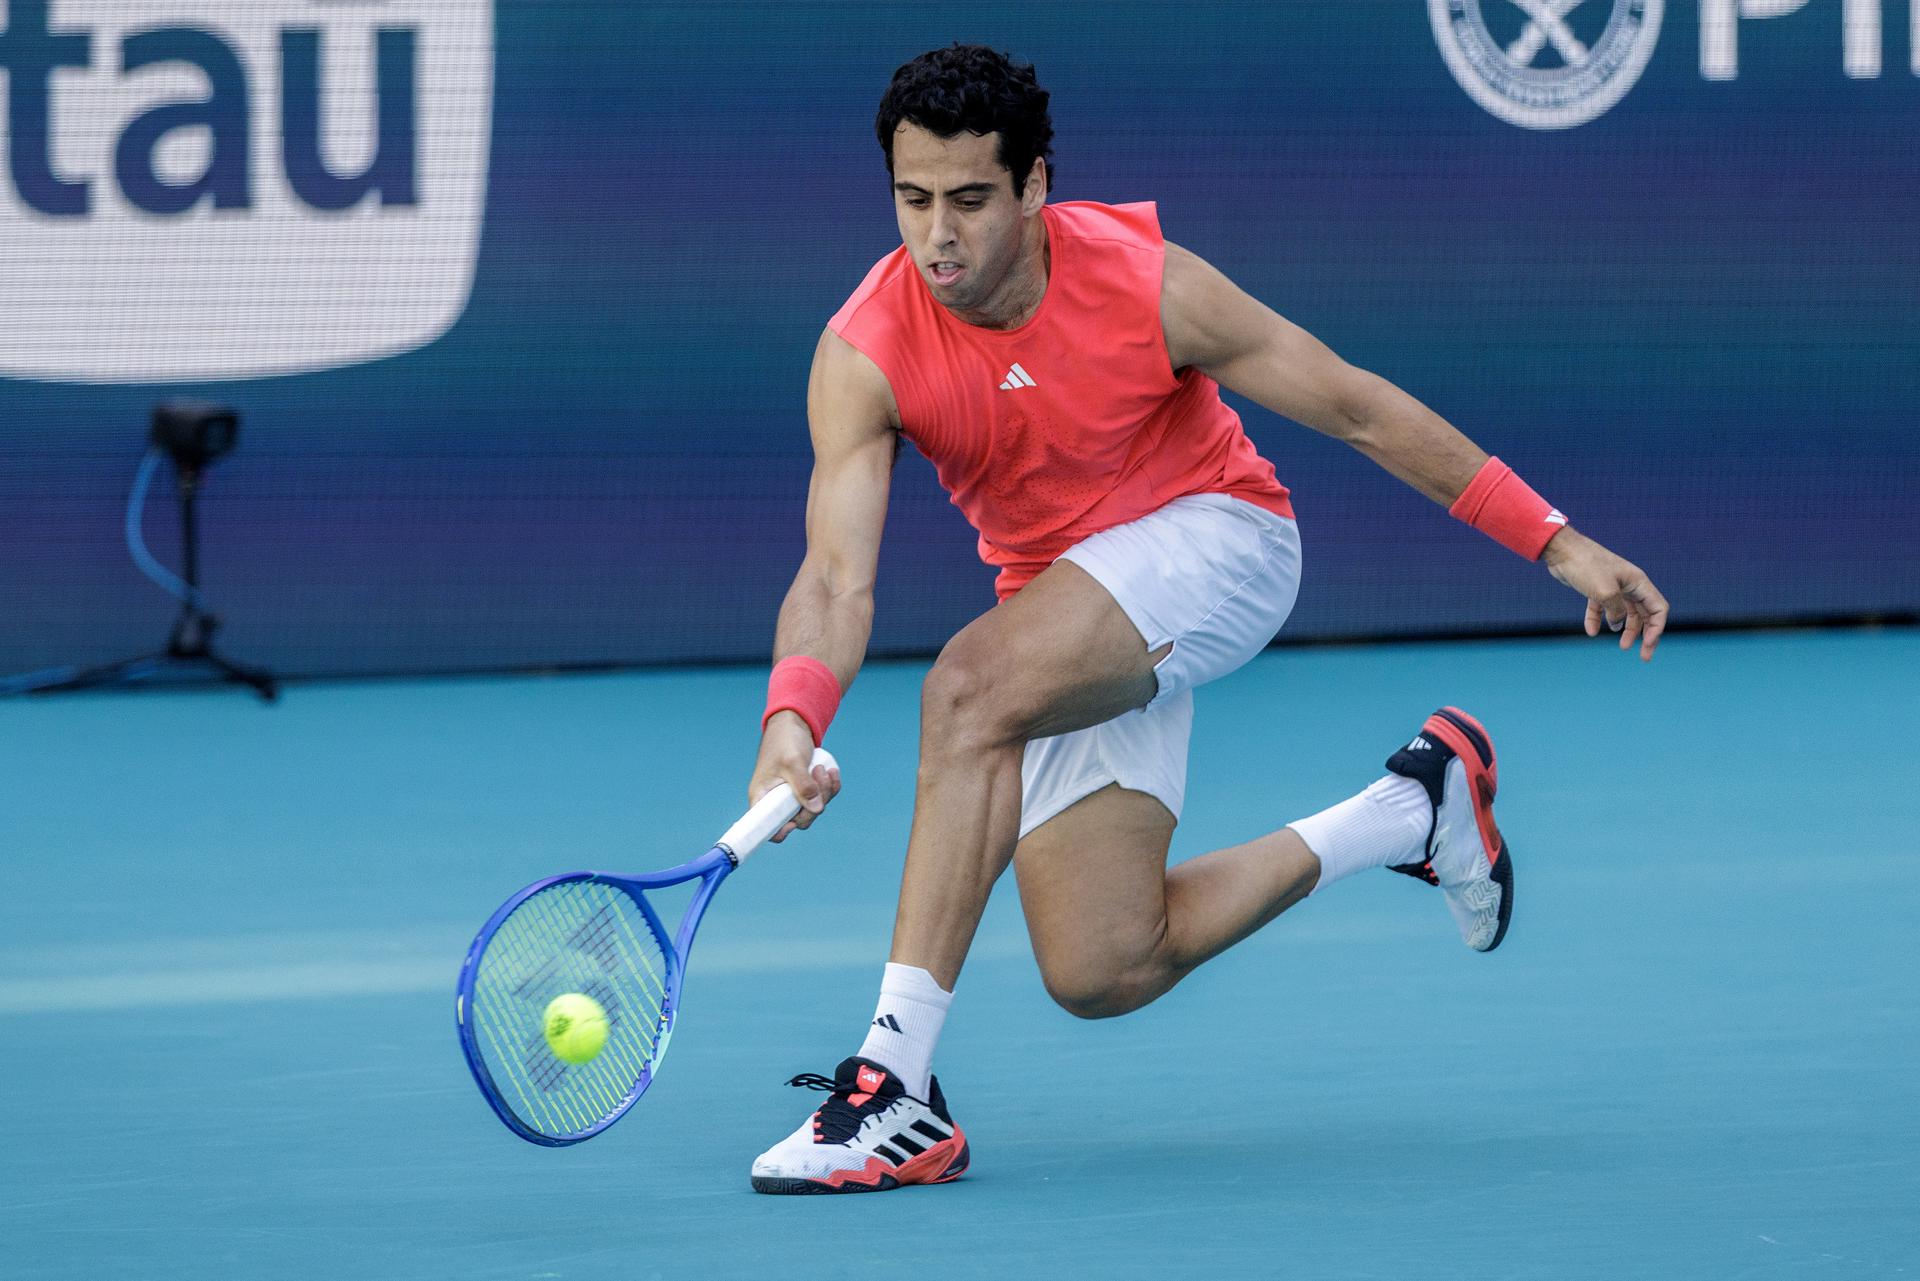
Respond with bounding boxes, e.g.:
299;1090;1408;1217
928;261;965;287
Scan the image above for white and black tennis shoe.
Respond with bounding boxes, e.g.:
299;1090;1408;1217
1385;706;1514;952
750;1056;969;1194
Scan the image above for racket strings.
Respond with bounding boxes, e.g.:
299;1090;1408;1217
470;879;673;1139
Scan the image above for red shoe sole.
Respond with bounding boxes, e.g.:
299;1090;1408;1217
1424;706;1515;951
1423;706;1502;869
750;1131;970;1195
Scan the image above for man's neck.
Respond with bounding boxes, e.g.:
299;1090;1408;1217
948;213;1051;331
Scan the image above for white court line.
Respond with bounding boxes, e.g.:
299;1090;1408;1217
0;929;1029;1016
0;916;1422;1016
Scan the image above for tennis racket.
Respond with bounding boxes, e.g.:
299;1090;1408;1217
455;747;838;1146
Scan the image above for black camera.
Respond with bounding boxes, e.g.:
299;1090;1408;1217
150;401;239;472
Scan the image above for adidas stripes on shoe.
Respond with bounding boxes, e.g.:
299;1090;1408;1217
750;1057;969;1195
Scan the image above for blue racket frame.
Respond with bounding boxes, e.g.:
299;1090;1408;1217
455;845;734;1147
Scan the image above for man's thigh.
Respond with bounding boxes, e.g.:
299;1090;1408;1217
1013;783;1178;1001
933;557;1168;744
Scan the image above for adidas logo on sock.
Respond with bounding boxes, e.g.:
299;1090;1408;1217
1408;736;1433;751
871;1013;902;1032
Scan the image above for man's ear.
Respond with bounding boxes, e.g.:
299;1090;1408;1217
1021;158;1048;215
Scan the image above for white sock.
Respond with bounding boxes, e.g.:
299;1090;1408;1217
1288;774;1432;894
855;962;952;1098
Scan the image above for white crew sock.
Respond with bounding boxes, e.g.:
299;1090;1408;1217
855;962;952;1098
1288;774;1433;894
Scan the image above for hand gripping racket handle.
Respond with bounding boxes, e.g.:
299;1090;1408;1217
716;747;838;866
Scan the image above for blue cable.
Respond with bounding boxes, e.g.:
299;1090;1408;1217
0;450;190;693
126;447;200;607
0;664;80;695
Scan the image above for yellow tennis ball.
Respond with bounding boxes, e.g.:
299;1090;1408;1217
543;993;609;1065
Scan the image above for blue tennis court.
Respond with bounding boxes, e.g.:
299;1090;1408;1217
4;628;1913;1279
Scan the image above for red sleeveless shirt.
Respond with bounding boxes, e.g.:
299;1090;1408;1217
828;200;1293;600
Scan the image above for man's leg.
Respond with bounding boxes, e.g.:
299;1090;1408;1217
1015;709;1514;1021
884;558;1171;991
1014;784;1322;1019
749;558;1170;1195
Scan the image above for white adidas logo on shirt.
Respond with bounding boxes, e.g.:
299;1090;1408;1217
998;362;1037;391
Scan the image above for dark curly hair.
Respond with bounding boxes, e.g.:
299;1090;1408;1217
875;45;1054;197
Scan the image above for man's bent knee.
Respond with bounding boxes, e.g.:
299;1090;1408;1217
920;639;1029;754
1040;958;1167;1020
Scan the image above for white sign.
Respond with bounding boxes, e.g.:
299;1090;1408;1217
0;0;493;384
1429;0;1665;130
1434;0;1917;128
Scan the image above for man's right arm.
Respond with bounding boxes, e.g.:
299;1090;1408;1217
751;327;899;837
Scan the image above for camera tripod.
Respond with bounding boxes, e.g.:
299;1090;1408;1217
22;405;277;701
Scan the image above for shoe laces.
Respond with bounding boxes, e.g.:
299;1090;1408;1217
786;1070;877;1144
1389;858;1439;886
1396;818;1444;885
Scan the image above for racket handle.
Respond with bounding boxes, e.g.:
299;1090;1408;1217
718;748;839;866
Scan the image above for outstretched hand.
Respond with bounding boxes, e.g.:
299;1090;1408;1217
751;711;843;843
1542;528;1670;661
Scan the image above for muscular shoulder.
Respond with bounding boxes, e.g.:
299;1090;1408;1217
1160;240;1255;372
810;326;900;436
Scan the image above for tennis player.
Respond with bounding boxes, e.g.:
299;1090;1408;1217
746;45;1668;1194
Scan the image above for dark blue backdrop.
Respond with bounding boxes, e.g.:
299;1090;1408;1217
3;1;1915;678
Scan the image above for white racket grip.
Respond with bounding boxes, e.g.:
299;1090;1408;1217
718;748;839;867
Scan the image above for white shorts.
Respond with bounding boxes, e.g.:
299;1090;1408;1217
1017;493;1303;839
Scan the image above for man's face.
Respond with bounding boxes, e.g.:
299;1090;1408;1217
889;123;1042;312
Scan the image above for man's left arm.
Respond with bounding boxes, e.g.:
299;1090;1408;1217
1161;241;1670;661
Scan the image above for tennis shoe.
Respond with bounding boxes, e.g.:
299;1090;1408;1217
1384;707;1514;952
749;1056;969;1194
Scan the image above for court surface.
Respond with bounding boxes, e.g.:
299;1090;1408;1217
3;629;1914;1280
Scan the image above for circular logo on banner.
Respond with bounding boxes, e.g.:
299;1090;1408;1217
1429;0;1664;130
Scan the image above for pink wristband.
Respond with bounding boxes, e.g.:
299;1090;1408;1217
1448;457;1568;560
762;656;842;746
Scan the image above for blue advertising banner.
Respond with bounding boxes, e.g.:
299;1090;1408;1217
2;1;1915;677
